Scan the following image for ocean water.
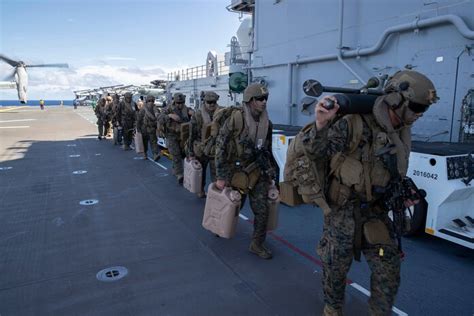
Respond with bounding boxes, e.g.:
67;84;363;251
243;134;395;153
0;100;74;106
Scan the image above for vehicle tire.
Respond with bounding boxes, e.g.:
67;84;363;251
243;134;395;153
404;199;428;236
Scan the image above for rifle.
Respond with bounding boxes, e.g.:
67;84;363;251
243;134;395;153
239;138;276;181
376;144;426;255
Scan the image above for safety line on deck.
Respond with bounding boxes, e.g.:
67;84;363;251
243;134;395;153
237;213;408;316
0;119;36;123
146;157;168;170
0;107;23;112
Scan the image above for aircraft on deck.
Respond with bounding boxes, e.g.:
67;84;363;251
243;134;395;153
0;54;69;104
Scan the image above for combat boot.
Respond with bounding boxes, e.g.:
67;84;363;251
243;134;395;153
323;305;343;316
123;144;131;151
249;240;273;259
153;153;161;161
177;175;184;185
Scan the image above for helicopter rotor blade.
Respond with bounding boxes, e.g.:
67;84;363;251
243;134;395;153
0;54;21;67
26;63;69;68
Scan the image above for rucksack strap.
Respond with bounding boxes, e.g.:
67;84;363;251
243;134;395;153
346;114;363;153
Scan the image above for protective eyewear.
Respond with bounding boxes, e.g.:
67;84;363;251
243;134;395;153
206;101;217;104
254;96;268;102
407;101;429;114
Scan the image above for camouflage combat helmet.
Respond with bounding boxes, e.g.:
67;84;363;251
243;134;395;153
243;83;269;103
384;70;439;106
173;93;186;103
203;91;219;102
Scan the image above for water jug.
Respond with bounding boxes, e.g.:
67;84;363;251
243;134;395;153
267;184;280;231
202;183;241;238
184;158;203;194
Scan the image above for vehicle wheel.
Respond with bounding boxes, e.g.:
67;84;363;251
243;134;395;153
404;199;428;236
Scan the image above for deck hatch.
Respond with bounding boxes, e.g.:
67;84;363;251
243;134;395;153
79;199;98;205
96;266;128;282
72;170;87;174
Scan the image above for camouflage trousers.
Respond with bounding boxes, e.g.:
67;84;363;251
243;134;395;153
122;124;134;146
317;202;401;315
240;178;270;244
196;156;216;191
166;135;185;177
142;130;160;158
97;120;109;137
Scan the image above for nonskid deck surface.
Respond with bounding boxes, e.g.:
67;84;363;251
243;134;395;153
0;106;367;315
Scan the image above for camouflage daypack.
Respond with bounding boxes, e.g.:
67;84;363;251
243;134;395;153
203;106;243;157
283;114;363;214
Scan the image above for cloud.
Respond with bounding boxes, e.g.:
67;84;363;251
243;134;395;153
103;56;137;61
0;63;173;100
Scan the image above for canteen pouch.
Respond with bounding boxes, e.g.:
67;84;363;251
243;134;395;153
328;178;351;207
363;219;392;245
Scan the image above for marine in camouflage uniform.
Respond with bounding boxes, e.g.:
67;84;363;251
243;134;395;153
104;95;114;137
136;95;161;161
215;83;276;260
111;94;122;145
301;70;438;316
188;91;222;197
157;93;193;184
118;92;136;150
94;98;110;140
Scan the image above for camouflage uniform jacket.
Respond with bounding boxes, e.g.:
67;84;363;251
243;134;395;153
301;113;406;205
136;104;157;135
111;101;121;126
215;113;275;183
188;107;222;157
118;100;136;129
94;104;109;122
157;104;193;136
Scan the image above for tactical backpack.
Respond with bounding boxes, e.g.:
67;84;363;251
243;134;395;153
203;106;243;157
283;114;363;214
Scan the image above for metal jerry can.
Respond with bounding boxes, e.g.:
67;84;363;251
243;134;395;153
184;158;203;194
202;183;242;238
267;184;280;231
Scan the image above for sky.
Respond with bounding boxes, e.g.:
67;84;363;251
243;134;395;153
0;0;244;100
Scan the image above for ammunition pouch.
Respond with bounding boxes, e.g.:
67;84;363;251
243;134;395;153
180;122;191;147
337;156;363;187
328;179;351;207
193;141;205;158
363;219;393;245
193;124;212;158
203;136;216;157
230;162;261;193
285;153;332;214
202;124;212;142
